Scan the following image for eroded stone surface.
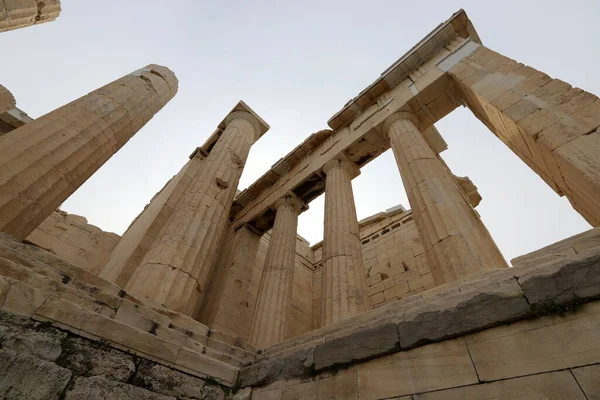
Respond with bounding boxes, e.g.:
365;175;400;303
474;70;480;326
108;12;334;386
314;323;399;370
65;376;175;400
0;349;72;400
58;336;136;382
133;360;225;400
397;276;530;348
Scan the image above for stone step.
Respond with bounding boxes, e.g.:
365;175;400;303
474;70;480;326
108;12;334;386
0;257;250;367
0;233;256;366
0;275;239;386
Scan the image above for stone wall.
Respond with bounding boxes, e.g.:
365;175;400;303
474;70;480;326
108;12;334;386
26;210;120;275
0;309;226;400
237;241;600;399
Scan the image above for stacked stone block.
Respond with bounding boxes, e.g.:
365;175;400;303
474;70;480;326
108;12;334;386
449;42;600;225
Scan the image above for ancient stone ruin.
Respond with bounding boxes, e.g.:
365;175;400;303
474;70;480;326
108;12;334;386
1;4;600;399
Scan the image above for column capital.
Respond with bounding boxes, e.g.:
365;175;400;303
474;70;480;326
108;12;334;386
225;111;263;141
323;157;360;178
274;193;305;213
382;110;420;137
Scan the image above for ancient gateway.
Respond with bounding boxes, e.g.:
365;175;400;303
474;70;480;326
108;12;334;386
1;4;600;399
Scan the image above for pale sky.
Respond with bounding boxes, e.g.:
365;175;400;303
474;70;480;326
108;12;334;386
2;0;598;263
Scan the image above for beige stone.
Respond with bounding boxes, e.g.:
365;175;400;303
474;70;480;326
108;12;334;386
383;111;508;285
356;338;478;399
321;158;368;326
250;195;302;349
0;85;16;114
0;0;61;32
0;65;177;241
572;364;600;400
415;370;586;400
126;102;268;317
466;301;600;381
100;153;204;288
199;223;261;341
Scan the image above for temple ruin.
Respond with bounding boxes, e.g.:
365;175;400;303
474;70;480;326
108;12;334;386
1;4;600;399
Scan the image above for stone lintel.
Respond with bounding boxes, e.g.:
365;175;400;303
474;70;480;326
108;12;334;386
328;9;481;130
188;146;208;160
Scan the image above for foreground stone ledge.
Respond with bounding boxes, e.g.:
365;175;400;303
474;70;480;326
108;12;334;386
238;248;600;388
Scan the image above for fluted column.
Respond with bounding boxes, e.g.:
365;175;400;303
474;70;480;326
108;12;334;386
383;111;508;285
0;0;61;32
99;151;205;288
250;195;302;349
126;110;264;317
0;64;178;241
320;158;368;326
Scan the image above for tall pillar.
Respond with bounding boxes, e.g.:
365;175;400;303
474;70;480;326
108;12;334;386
0;64;177;241
99;151;205;288
0;0;61;32
383;111;508;285
320;158;368;327
250;195;302;349
447;42;600;226
126;104;268;317
199;223;262;341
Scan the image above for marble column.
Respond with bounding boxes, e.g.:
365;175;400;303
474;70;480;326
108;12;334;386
320;158;368;327
383;111;508;285
199;223;262;341
99;151;205;288
126;108;266;317
0;64;177;241
0;0;61;32
250;195;302;349
0;85;15;114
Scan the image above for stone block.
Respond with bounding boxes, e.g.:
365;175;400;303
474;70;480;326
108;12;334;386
466;301;600;381
133;360;225;400
397;276;530;348
65;376;174;400
314;323;399;370
571;364;600;400
238;347;314;388
516;248;600;306
356;338;477;399
281;369;358;399
0;276;50;317
0;349;72;400
34;297;181;364
414;370;585;399
0;318;66;361
58;336;135;382
175;348;238;387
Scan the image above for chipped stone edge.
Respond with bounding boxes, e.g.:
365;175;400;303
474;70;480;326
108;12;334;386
237;248;600;388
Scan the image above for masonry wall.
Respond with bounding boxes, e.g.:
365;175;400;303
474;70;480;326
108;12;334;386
26;210;120;275
250;301;600;399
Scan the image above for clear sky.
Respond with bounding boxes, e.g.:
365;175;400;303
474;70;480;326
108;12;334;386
2;0;598;263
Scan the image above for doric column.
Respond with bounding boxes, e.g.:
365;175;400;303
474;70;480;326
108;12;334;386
250;195;303;349
320;158;368;326
199;223;262;341
0;0;61;32
126;106;268;317
0;64;177;241
99;151;205;288
383;111;508;285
